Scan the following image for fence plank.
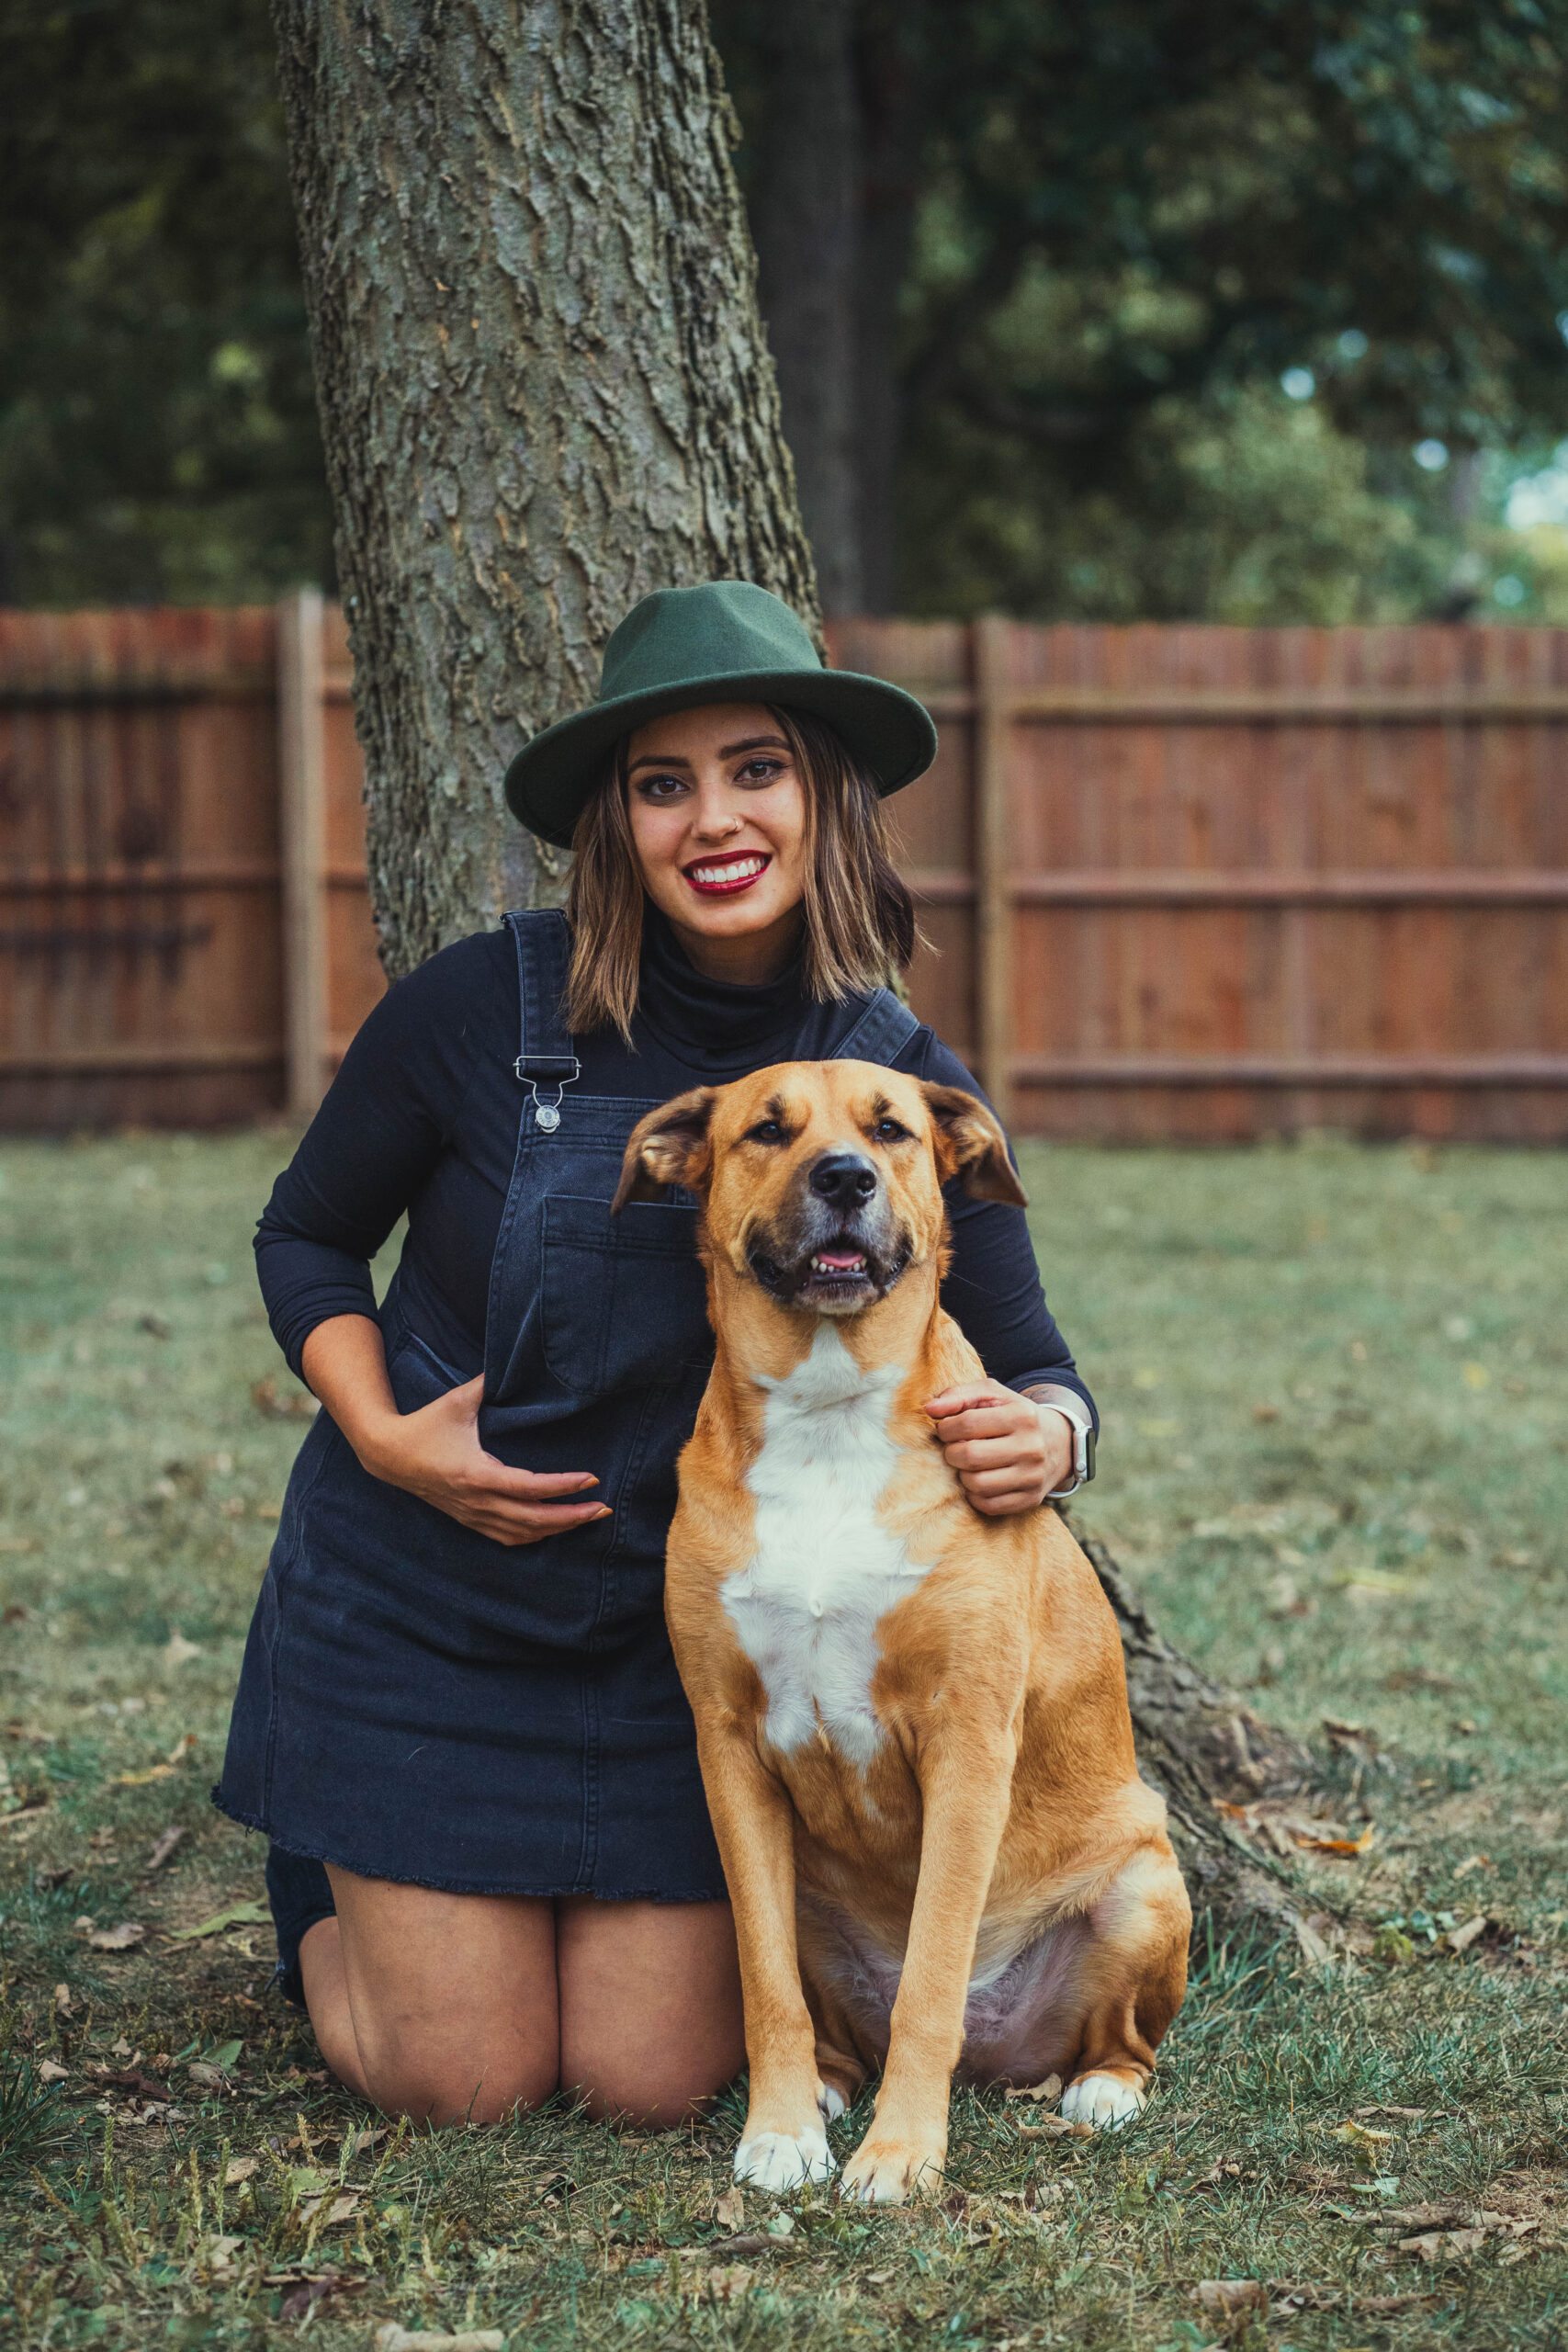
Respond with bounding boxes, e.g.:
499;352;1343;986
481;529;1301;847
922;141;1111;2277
973;616;1014;1126
6;607;1568;1138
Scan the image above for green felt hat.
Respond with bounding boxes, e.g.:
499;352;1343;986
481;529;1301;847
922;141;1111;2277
504;580;938;848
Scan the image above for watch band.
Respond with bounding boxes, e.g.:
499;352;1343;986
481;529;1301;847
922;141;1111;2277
1040;1394;1097;1498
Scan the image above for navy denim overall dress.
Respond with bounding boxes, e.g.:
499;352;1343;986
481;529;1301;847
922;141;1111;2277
216;910;918;1904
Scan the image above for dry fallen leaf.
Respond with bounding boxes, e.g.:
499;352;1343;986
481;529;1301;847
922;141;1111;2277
1402;2226;1489;2261
714;2187;745;2232
86;1921;147;1952
1018;2116;1092;2141
1332;2120;1394;2148
373;2331;506;2352
225;2156;259;2186
89;2066;169;2101
1445;1914;1488;1954
53;1982;72;2015
1195;2279;1268;2314
1004;2073;1063;2104
702;2264;754;2303
1295;1822;1377;1857
39;2059;70;2084
142;1825;186;1873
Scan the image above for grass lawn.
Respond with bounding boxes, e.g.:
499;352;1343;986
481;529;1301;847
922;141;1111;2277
1;1128;1565;2350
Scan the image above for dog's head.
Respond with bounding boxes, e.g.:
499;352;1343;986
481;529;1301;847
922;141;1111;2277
613;1059;1024;1316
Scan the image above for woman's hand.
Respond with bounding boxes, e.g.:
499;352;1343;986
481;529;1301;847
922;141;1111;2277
923;1380;1076;1516
299;1315;609;1547
363;1374;610;1546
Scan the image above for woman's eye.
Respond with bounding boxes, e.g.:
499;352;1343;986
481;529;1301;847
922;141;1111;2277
736;759;784;784
872;1118;910;1143
747;1119;785;1145
637;774;689;801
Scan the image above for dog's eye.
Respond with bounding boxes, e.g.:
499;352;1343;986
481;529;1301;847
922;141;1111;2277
747;1119;786;1145
871;1117;910;1143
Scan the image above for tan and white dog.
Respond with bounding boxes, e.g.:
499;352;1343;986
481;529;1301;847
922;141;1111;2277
615;1060;1190;2204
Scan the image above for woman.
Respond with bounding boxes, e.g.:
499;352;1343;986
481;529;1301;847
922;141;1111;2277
217;581;1098;2130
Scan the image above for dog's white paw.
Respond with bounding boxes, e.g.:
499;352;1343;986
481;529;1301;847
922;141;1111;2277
838;2132;946;2206
1060;2072;1145;2130
734;2126;835;2192
818;2082;849;2122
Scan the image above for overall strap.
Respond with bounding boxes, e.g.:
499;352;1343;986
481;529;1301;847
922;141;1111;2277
830;985;921;1068
502;908;580;1133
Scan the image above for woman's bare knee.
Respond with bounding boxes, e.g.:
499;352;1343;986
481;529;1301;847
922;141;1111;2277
359;2052;558;2127
573;2052;741;2130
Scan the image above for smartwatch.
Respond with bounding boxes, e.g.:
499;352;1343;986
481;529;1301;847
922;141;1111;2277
1040;1393;1097;1499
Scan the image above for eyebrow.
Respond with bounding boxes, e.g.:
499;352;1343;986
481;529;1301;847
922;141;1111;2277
626;734;790;775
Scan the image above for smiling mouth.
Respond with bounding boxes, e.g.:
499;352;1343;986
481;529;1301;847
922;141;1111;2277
682;851;772;897
748;1234;884;1309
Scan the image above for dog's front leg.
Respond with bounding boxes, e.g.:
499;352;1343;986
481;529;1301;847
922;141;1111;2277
840;1730;1015;2206
696;1724;840;2191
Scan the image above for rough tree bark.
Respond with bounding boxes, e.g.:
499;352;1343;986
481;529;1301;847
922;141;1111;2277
274;0;1312;1932
1078;1536;1315;1937
271;0;818;976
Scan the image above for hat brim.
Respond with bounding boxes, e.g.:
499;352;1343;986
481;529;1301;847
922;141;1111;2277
504;666;938;849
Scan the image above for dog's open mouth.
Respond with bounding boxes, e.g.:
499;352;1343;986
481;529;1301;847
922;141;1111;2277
801;1240;874;1304
746;1231;911;1313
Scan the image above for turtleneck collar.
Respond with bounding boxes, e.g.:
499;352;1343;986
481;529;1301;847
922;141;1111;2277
635;900;809;1076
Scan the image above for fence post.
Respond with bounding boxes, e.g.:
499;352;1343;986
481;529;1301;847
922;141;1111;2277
974;614;1014;1129
277;587;328;1121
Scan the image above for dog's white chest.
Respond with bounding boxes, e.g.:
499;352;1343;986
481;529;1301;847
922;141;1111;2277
720;1326;926;1765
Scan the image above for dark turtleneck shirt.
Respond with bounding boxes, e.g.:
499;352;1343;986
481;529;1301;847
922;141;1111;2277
254;908;1095;1424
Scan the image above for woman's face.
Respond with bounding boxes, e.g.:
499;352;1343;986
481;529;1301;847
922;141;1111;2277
624;701;807;974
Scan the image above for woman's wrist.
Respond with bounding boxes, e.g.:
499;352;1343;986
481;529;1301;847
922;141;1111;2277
299;1314;406;1480
1024;1385;1095;1497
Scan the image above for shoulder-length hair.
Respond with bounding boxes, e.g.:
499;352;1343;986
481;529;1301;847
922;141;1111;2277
563;705;918;1039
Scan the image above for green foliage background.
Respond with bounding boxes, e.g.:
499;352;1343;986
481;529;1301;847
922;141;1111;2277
3;0;1567;620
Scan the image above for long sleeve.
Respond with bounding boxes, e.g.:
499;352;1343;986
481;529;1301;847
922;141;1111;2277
254;933;502;1379
902;1032;1098;1430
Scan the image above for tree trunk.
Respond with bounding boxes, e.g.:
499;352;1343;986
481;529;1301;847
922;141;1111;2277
1078;1532;1316;1936
271;0;818;977
752;0;862;613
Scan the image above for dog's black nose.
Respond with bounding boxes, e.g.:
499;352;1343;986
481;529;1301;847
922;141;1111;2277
808;1152;878;1205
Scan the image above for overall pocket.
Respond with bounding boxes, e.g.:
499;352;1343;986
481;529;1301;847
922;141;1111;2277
540;1193;710;1396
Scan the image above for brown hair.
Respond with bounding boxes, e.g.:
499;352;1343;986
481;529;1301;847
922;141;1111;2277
563;706;918;1039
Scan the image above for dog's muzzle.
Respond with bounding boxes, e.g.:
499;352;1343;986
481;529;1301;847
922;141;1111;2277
744;1151;913;1313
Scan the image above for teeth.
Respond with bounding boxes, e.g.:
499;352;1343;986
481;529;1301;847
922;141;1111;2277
810;1255;867;1274
691;854;766;885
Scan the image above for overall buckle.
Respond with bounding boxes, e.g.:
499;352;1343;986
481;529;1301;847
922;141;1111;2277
513;1054;581;1134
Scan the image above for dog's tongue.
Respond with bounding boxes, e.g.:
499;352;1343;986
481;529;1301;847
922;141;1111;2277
815;1249;865;1272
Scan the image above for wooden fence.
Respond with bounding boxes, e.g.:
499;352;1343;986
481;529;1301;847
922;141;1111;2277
4;601;1567;1139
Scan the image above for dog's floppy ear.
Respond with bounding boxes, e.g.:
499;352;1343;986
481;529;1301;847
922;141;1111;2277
612;1087;718;1212
919;1082;1027;1205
